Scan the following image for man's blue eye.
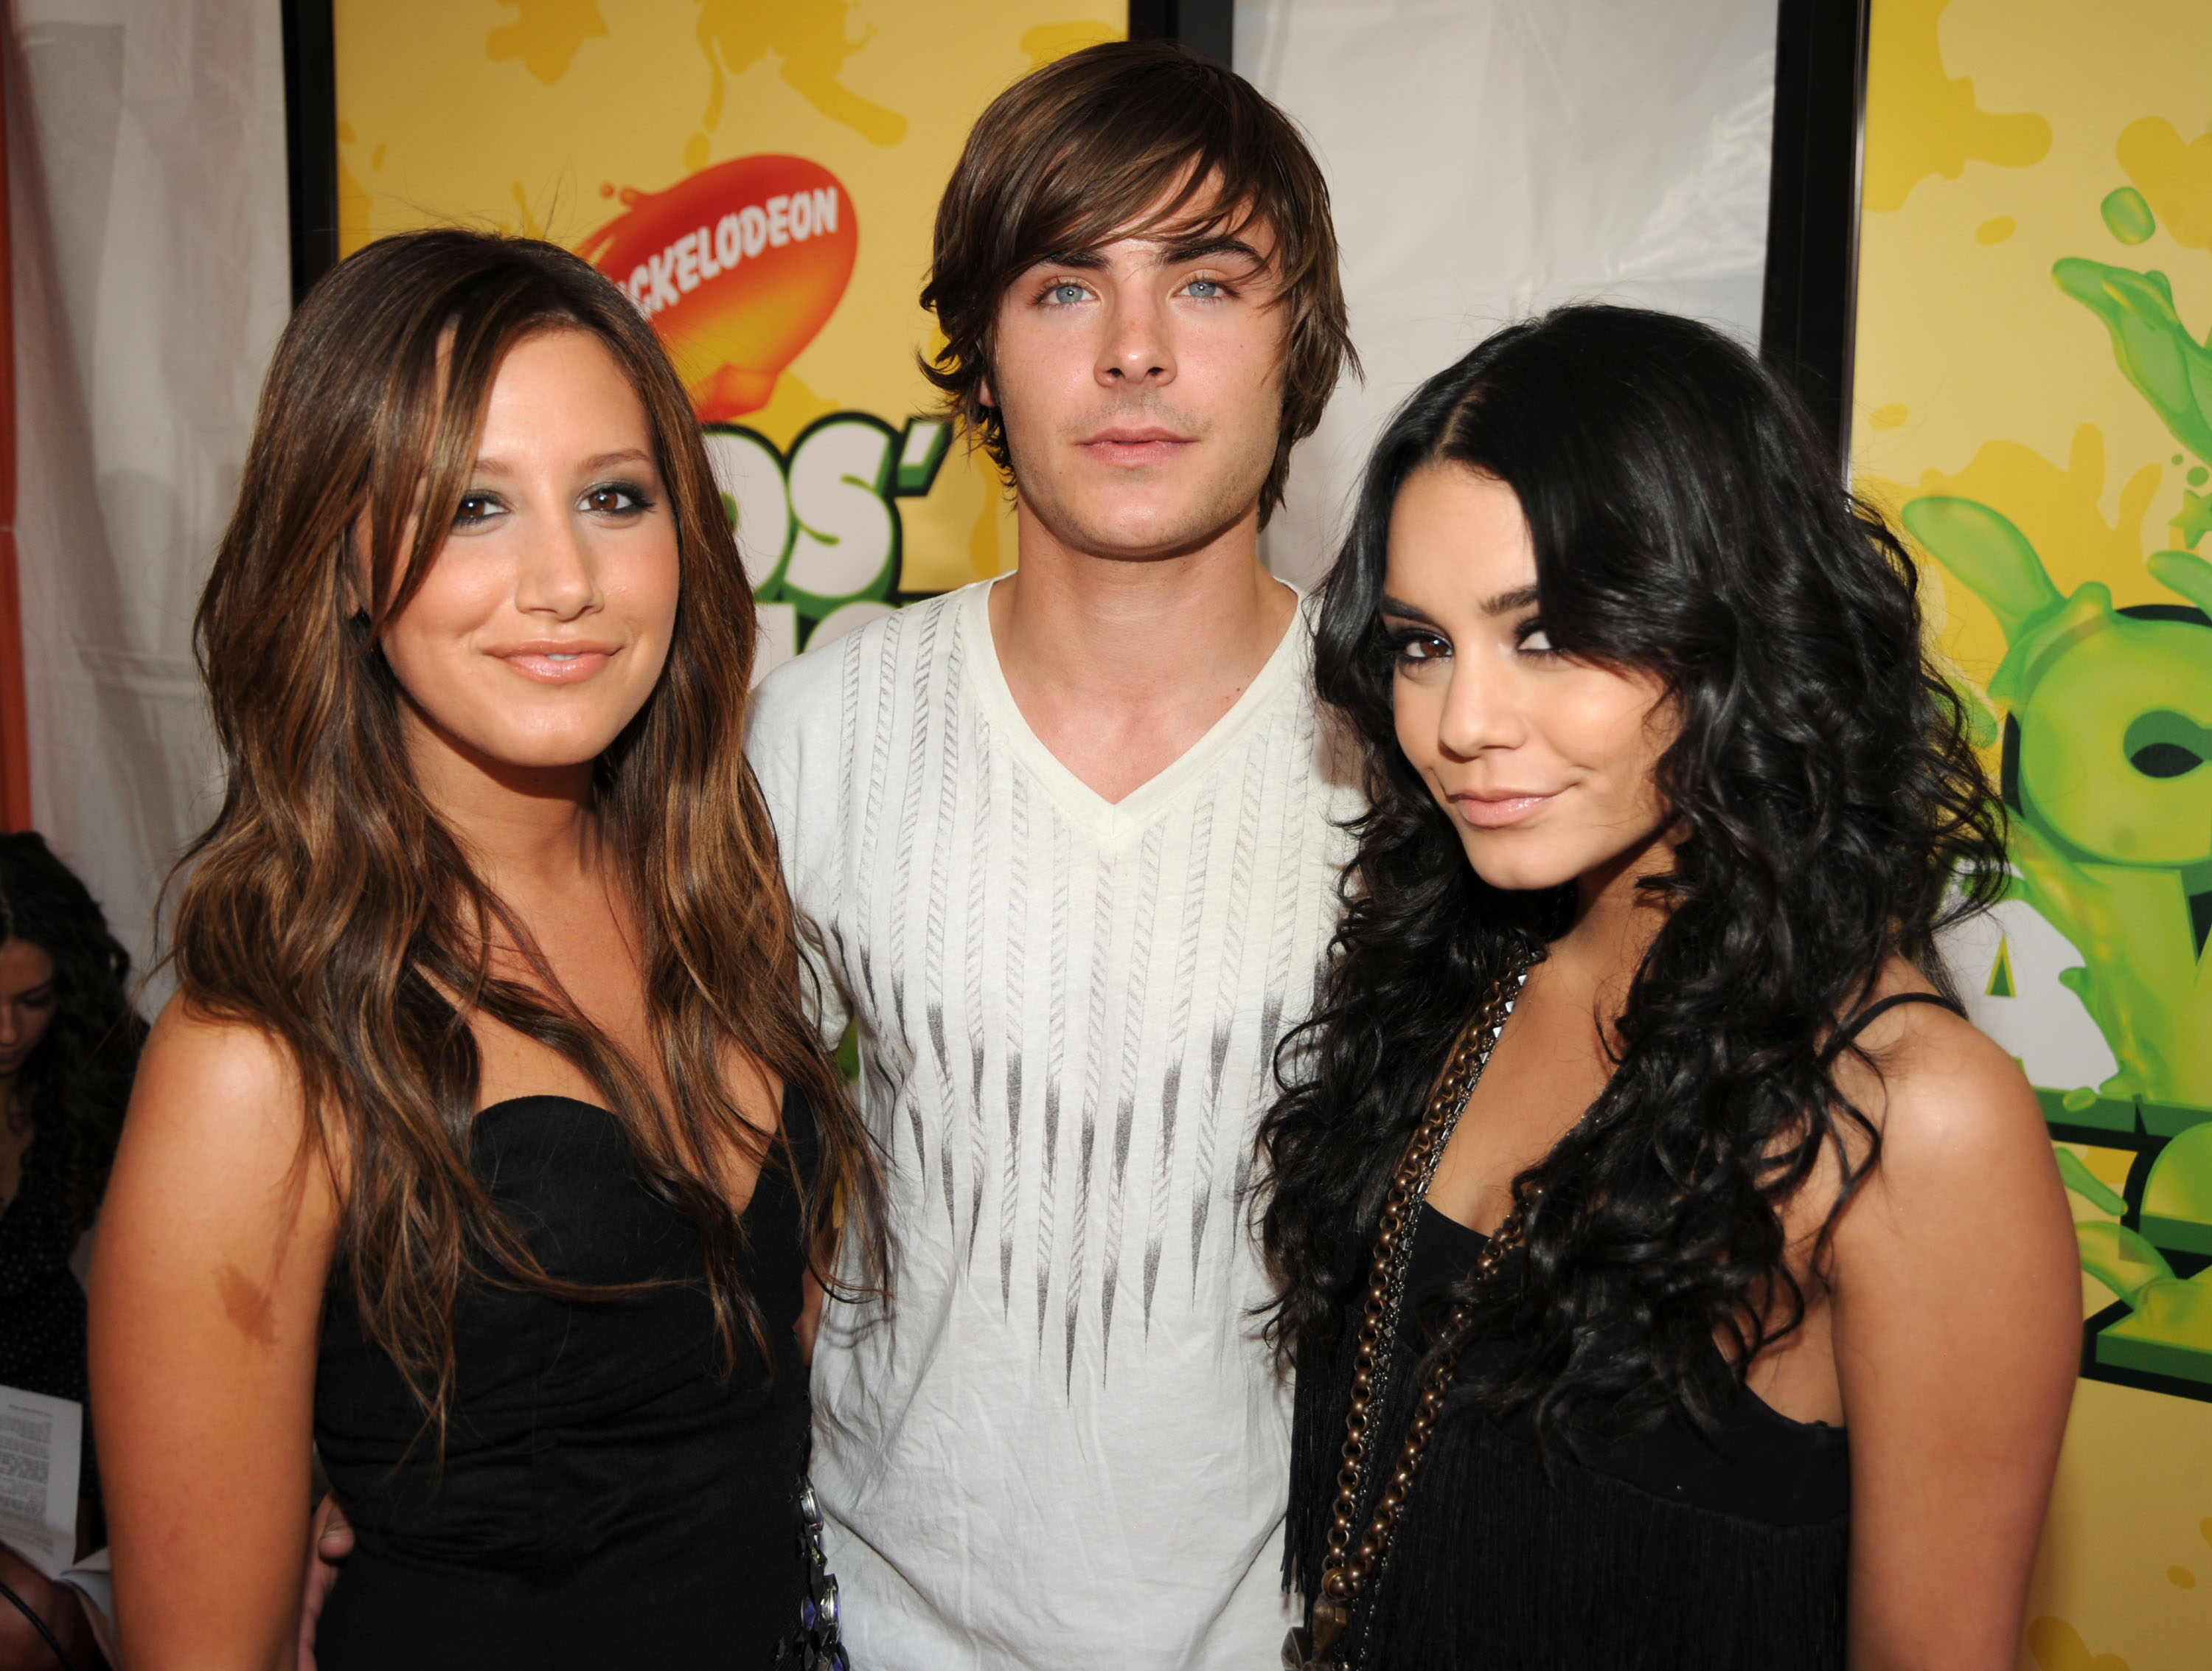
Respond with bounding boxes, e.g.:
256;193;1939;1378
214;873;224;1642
1049;283;1084;304
1188;279;1222;299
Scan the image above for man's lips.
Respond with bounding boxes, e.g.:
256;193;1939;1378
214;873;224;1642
1448;789;1558;830
1078;425;1194;466
489;642;621;683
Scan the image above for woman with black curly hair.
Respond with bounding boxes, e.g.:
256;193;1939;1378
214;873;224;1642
0;831;144;1667
0;833;144;1404
1263;307;2079;1671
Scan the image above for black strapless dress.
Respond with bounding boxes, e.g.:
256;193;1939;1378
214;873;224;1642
313;1089;816;1670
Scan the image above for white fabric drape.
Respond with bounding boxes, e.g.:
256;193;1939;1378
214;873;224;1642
7;0;288;976
1237;0;1777;584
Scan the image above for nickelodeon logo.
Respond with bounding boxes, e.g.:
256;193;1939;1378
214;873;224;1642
623;188;841;316
580;155;858;422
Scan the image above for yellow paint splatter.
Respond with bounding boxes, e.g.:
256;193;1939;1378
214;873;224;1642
735;371;838;453
2169;1565;2198;1588
1975;215;2016;244
485;0;608;87
1019;21;1123;69
370;142;386;173
683;131;711;173
695;0;908;148
2117;117;2212;252
1871;403;1910;431
2025;1615;2133;1671
1865;425;2163;690
1861;0;2050;213
2201;1514;2212;1548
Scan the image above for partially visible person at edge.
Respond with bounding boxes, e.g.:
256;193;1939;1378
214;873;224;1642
0;833;144;1670
743;40;1360;1669
88;229;885;1671
1260;305;2080;1671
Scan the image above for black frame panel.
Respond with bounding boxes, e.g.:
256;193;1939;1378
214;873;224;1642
1759;0;1871;470
1127;0;1233;64
281;0;338;307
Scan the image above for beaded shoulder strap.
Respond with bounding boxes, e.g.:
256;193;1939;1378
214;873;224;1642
1284;956;1532;1671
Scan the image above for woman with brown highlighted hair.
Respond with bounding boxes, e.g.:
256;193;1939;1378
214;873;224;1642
89;231;881;1671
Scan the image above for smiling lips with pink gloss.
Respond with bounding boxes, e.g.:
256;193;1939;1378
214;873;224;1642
1448;788;1557;829
489;641;620;683
1079;424;1193;467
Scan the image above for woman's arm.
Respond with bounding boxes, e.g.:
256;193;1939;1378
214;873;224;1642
88;1003;342;1671
1829;1005;2079;1671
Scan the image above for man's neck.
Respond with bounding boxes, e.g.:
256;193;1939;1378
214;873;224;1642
987;499;1297;805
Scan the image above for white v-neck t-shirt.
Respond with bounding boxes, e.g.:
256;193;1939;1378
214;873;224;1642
745;578;1360;1670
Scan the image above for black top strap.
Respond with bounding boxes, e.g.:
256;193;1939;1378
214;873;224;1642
1833;990;1966;1051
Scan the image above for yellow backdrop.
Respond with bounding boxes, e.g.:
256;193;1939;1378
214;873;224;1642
1854;3;2212;1665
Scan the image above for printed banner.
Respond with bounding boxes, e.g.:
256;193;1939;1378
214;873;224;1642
333;1;1127;680
1851;1;2212;1662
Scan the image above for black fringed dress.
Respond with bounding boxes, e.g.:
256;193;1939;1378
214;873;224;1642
1287;1201;1851;1670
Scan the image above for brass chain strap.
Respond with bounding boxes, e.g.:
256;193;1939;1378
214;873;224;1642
1285;960;1532;1671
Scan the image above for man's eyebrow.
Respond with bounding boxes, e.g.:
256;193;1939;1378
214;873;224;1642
1155;235;1268;270
1032;249;1110;271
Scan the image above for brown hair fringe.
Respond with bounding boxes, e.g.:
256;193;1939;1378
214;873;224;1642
921;38;1357;524
170;228;886;1429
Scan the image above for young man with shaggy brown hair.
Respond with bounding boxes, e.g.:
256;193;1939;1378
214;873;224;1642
745;39;1360;1670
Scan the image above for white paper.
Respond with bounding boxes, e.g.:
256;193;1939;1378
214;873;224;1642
58;1547;119;1665
0;1384;82;1580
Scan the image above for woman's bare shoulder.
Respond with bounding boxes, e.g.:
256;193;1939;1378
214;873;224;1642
1834;961;2054;1213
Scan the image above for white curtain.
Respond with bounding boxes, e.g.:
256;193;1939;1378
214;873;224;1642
7;0;289;980
1238;0;1778;584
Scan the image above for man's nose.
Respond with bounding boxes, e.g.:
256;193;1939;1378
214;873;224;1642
1097;291;1175;388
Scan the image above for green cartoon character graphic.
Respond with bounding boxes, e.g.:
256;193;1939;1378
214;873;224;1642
1895;215;2212;1394
1905;498;2212;1389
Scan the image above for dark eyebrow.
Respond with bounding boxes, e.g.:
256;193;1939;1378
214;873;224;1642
1155;235;1268;271
1480;585;1541;616
1035;249;1110;271
1380;586;1540;622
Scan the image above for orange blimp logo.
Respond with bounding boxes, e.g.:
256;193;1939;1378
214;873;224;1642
578;155;857;422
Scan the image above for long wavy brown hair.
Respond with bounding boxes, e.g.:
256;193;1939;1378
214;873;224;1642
171;229;884;1425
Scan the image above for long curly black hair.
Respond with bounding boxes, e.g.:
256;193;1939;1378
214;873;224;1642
0;832;147;1230
1259;305;2007;1444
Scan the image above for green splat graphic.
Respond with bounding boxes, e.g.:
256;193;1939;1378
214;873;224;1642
2052;257;2212;465
1905;498;2212;1115
2076;1219;2172;1305
2174;491;2212;550
2191;466;2209;487
2143;1123;2212;1254
2101;185;2157;246
2058;1147;2129;1216
2099;1271;2212;1380
1987;934;2017;997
